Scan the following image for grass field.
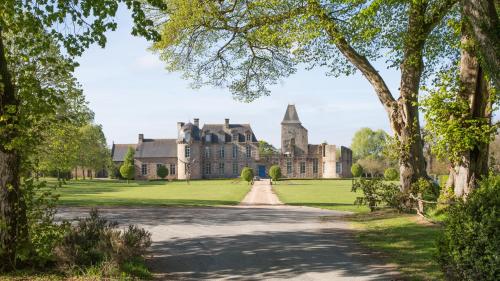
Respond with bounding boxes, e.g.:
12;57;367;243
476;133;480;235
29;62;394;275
351;211;443;280
45;179;251;207
273;179;370;213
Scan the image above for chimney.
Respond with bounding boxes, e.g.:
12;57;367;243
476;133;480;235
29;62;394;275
177;122;184;131
194;118;199;127
224;118;229;129
138;134;144;144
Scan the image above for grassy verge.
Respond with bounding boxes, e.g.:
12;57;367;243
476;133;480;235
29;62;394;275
273;179;370;213
43;178;251;207
350;210;443;280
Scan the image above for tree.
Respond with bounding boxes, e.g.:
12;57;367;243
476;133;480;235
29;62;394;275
462;0;500;89
120;164;135;184
350;128;389;161
351;163;363;178
269;165;281;183
149;0;459;192
77;124;111;179
357;157;386;178
422;13;497;197
0;0;162;268
156;165;168;180
258;140;278;157
241;167;254;184
384;168;399;181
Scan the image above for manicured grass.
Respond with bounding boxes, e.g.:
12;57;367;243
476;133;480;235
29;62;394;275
273;179;370;213
44;179;251;207
351;210;443;280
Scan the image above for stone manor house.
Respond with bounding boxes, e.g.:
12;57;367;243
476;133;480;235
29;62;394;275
111;105;353;180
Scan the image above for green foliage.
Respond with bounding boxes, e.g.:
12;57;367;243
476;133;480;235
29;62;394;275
352;179;408;212
351;128;389;160
120;164;135;182
241;167;254;184
19;179;67;267
269;165;281;182
384;168;399;181
435;176;500;280
123;147;135;166
55;209;152;278
351;163;364;178
421;70;498;164
258;140;278;157
156;165;168;179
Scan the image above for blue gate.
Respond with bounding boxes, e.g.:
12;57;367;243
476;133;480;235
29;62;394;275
258;165;266;178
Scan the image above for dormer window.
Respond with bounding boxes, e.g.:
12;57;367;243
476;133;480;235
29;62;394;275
232;133;238;142
245;133;251;142
184;132;191;142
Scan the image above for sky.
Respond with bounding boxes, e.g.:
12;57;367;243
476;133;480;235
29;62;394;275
74;6;402;148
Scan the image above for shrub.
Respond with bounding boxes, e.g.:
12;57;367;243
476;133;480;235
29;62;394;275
384;168;399;181
435;176;500;281
156;165;168;179
352;178;409;212
351;163;363;178
55;209;152;278
119;164;134;183
241;167;254;184
269;165;281;182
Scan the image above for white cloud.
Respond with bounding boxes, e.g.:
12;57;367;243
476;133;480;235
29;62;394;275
135;54;163;70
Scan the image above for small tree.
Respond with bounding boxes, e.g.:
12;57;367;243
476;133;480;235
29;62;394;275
384;168;399;181
120;164;135;184
269;165;281;183
241;167;254;184
351;163;363;178
156;165;168;180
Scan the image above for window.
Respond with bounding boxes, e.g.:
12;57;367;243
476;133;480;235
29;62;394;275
205;162;211;175
300;162;306;174
185;132;191;142
246;133;251;142
220;145;225;159
204;146;210;158
232;133;239;142
286;159;292;174
185;146;190;158
170;164;176;175
323;162;326;173
232;163;238;175
232;145;238;159
219;162;224;175
156;163;162;170
141;164;147;175
313;159;318;174
205;134;211;142
336;162;342;174
246;145;251;158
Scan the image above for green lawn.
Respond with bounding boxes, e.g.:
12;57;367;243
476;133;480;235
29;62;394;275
273;179;370;213
45;179;251;207
352;211;443;280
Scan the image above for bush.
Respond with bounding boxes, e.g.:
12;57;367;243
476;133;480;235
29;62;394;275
351;163;363;178
241;167;254;184
55;209;152;277
119;164;134;183
384;168;399;181
435;176;500;281
352;178;409;212
269;165;281;182
156;165;168;179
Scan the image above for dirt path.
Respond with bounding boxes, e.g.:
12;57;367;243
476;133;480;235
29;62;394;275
240;179;282;206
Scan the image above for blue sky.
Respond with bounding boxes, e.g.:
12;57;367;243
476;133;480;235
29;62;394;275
74;6;401;148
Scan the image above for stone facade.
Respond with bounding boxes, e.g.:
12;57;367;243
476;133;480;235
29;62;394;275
111;105;353;180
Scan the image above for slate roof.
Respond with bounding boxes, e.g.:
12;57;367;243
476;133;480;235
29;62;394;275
201;124;257;143
135;139;178;158
111;144;137;162
282;104;301;124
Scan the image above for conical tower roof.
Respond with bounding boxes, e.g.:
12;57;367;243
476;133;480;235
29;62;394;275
281;104;301;124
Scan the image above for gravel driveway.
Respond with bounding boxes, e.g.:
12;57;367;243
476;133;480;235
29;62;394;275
56;181;400;280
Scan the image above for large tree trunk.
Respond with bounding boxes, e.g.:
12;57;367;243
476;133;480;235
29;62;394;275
0;27;27;271
314;1;431;192
447;24;491;197
462;0;500;89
